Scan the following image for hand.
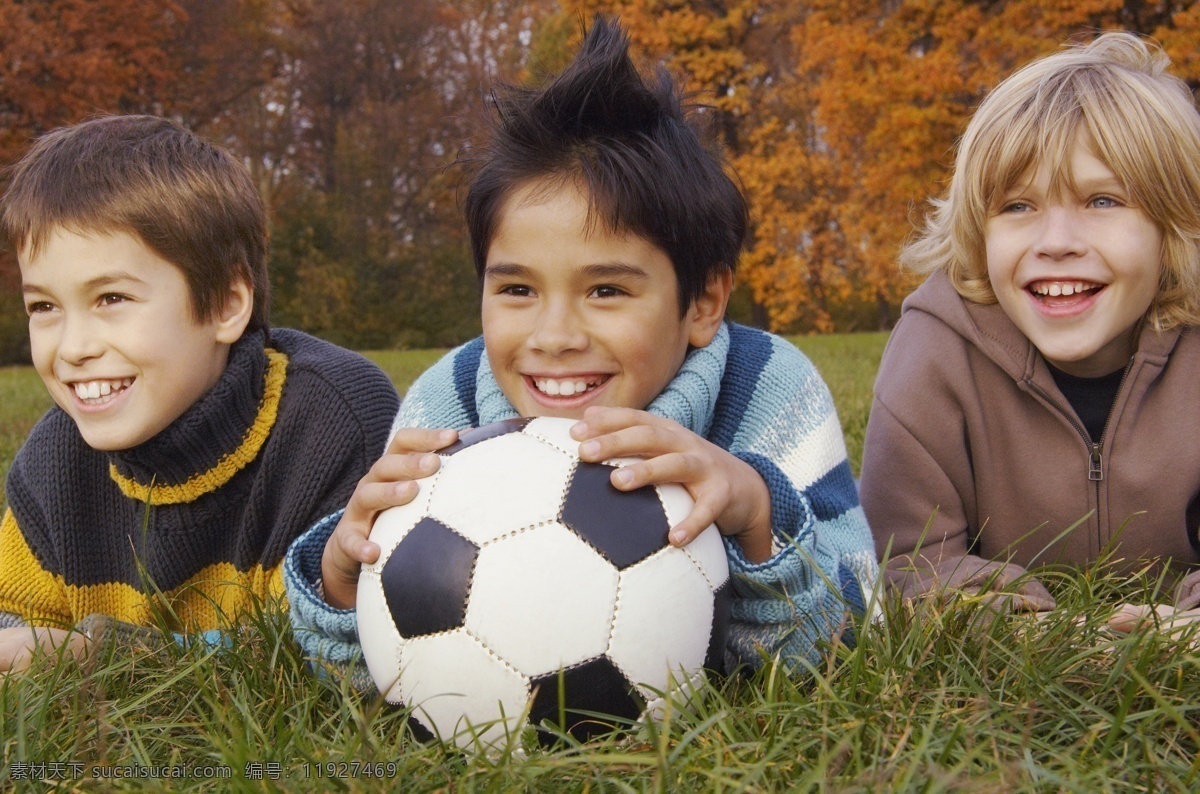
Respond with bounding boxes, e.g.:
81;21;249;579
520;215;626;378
0;625;90;674
1107;603;1200;640
321;427;458;608
571;406;773;563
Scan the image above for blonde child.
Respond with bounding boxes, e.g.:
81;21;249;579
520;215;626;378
860;32;1200;632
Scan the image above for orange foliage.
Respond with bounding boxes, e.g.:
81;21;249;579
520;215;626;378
0;0;182;167
2;0;1198;347
554;0;1200;332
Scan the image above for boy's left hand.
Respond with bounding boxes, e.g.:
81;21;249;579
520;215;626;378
0;625;90;674
1107;603;1200;640
571;406;773;563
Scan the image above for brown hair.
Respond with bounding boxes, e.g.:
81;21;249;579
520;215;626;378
1;115;269;331
903;32;1200;330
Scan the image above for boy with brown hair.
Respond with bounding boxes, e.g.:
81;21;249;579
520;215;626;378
0;115;399;671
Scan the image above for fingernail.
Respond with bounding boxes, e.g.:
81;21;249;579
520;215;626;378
612;468;633;487
580;440;600;458
420;453;439;470
570;422;588;439
669;529;687;546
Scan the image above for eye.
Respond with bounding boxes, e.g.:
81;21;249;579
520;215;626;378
999;200;1031;214
1089;195;1124;209
497;284;533;298
590;285;628;299
25;300;54;315
99;293;129;306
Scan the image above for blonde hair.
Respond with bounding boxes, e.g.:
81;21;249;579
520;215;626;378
903;32;1200;330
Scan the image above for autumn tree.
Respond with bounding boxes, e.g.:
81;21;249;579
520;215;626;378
553;0;1200;332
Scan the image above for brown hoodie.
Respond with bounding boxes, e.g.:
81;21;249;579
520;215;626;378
861;271;1200;610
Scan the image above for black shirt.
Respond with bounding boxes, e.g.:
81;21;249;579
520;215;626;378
1047;361;1126;442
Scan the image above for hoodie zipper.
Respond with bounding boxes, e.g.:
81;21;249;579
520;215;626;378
1025;359;1134;541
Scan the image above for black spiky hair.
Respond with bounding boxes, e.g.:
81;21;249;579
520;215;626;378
462;16;747;315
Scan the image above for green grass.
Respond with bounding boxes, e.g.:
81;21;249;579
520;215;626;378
2;333;1197;792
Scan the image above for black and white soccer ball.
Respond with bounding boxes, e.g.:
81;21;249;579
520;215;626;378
356;416;732;751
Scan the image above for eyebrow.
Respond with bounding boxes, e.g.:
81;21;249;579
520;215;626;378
22;271;144;295
483;262;650;280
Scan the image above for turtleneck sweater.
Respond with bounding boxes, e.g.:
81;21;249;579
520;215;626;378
0;328;398;632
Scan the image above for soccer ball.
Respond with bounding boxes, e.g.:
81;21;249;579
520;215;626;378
356;417;732;751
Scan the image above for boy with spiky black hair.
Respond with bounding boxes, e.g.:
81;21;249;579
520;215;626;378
0;115;399;672
285;18;877;681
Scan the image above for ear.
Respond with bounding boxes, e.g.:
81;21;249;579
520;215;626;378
214;278;254;344
686;268;733;348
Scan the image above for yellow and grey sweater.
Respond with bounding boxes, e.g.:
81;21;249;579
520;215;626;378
0;329;398;633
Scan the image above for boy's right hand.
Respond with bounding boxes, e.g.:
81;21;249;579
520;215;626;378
320;427;458;608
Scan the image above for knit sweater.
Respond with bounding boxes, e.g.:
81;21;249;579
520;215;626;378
0;329;399;632
286;322;878;680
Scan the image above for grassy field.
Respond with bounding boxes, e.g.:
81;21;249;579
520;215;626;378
2;333;1198;792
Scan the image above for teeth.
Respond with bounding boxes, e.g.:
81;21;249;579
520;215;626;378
73;378;132;402
534;377;597;397
1033;281;1096;297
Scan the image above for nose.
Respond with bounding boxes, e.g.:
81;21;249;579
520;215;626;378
1033;206;1087;260
526;299;588;355
56;313;103;365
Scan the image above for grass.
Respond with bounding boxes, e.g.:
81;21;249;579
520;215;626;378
2;333;1197;792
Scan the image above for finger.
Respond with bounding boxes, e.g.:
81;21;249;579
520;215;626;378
347;477;424;519
362;451;443;488
668;499;721;548
578;423;687;464
573;407;678;441
608;452;706;493
329;512;388;567
387;427;458;455
0;650;28;674
1108;603;1171;634
1107;603;1149;633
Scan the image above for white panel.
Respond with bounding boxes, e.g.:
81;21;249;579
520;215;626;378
521;416;582;457
399;630;531;752
466;523;618;677
609;549;713;692
356;569;407;702
656;481;696;528
363;471;439;570
427;434;574;545
681;524;730;590
656;484;728;589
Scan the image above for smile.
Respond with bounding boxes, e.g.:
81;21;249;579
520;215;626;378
1028;280;1103;298
72;377;133;404
532;375;609;397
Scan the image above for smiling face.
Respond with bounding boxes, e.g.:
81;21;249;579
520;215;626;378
985;138;1163;377
481;179;728;419
20;228;251;451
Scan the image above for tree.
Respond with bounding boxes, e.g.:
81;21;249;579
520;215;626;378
0;0;182;165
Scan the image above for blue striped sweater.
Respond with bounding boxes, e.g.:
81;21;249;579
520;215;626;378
284;322;878;678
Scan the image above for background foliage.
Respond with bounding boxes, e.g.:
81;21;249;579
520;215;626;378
1;0;1199;362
